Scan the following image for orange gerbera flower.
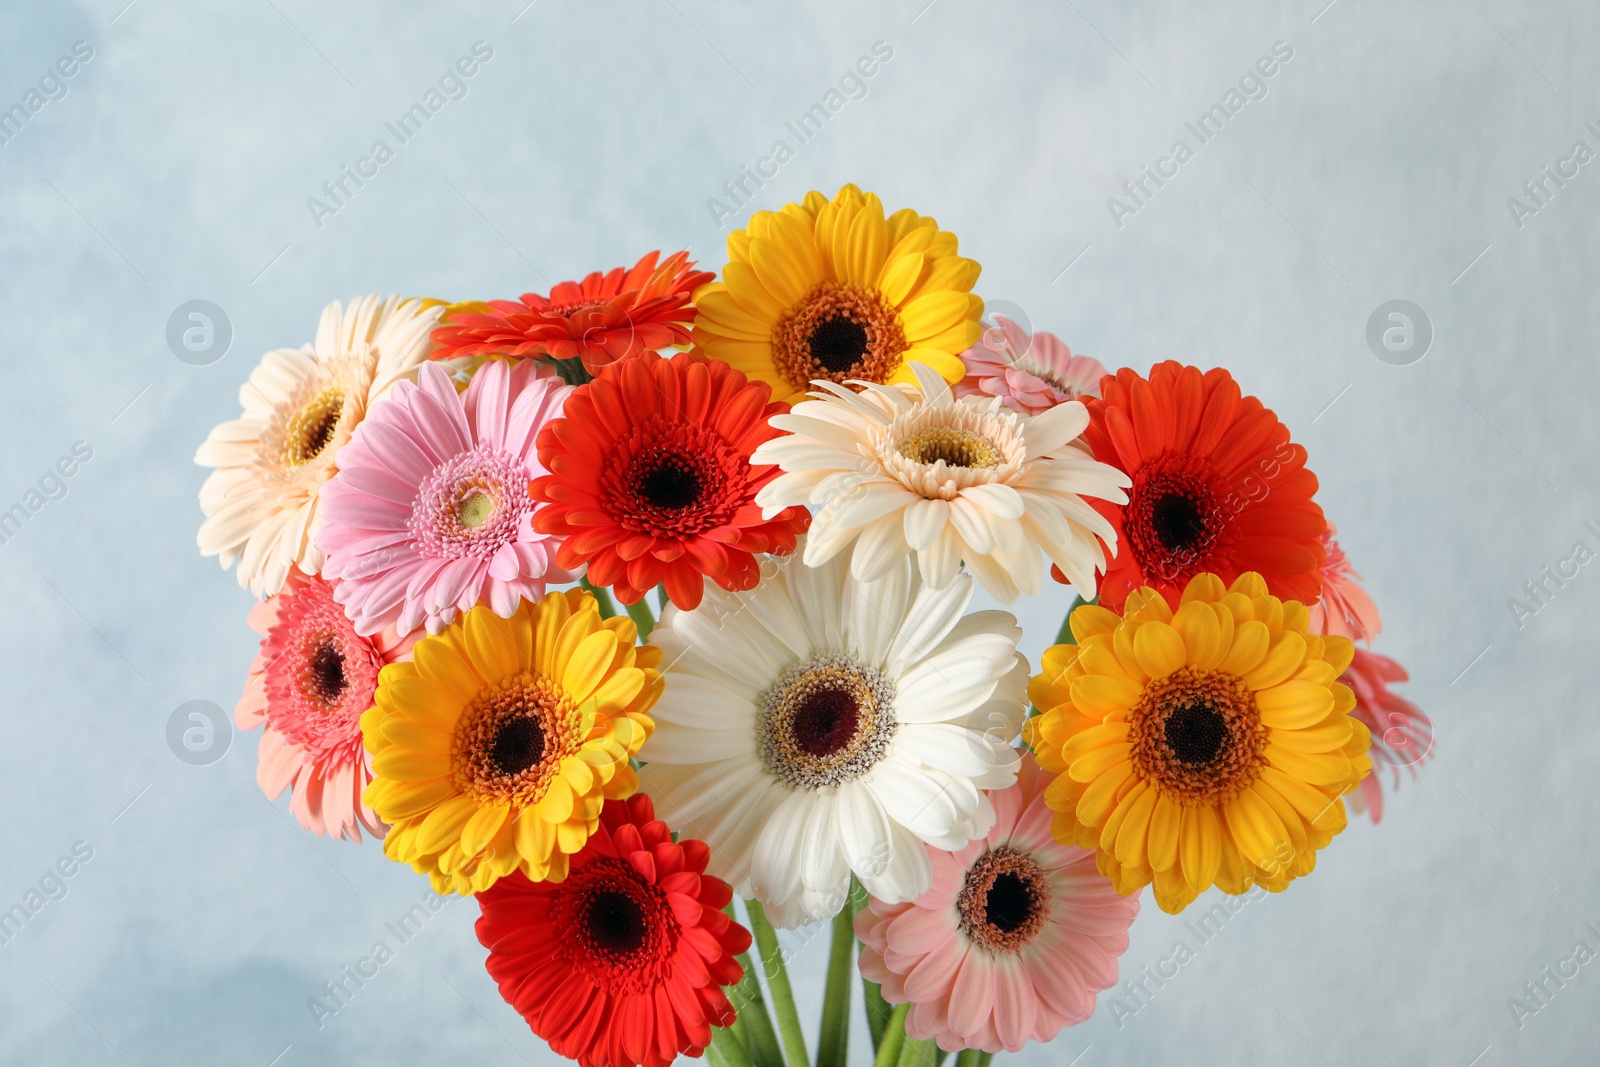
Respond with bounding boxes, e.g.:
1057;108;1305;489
531;353;810;609
431;251;714;375
1076;362;1327;612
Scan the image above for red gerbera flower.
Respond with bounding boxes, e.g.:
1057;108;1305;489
531;352;810;609
431;251;714;374
475;795;751;1067
1075;361;1327;610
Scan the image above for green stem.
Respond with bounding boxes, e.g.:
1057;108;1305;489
897;1037;938;1067
746;899;810;1067
976;1053;994;1067
710;1021;754;1067
863;976;892;1052
952;1052;981;1067
579;576;617;619
624;594;657;641
816;894;857;1067
657;584;669;611
873;1003;910;1067
1052;593;1088;646
727;940;784;1067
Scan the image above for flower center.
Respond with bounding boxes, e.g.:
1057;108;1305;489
957;846;1050;953
283;387;346;468
307;643;348;704
771;283;907;390
553;857;680;994
757;653;897;789
411;447;532;561
897;426;1001;470
1130;667;1265;804
635;457;702;511
452;672;578;805
1126;452;1227;582
457;491;495;529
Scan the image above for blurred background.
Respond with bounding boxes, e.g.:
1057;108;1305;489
0;0;1595;1063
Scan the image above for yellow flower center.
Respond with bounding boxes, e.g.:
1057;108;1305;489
453;672;579;804
282;386;346;468
1129;667;1265;804
771;283;907;390
897;426;1001;469
457;491;495;529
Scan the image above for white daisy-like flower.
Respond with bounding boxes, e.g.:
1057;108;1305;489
195;296;441;597
750;361;1131;604
637;540;1027;928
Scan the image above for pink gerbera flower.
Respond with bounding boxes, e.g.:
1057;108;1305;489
317;359;572;635
235;568;417;841
1306;525;1382;643
954;316;1108;415
1344;647;1432;824
855;757;1138;1054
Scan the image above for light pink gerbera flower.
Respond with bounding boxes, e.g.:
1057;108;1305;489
954;316;1108;415
317;359;572;636
236;568;417;841
855;757;1139;1054
1307;525;1382;643
1344;647;1432;824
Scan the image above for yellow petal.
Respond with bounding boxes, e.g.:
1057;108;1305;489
372;745;453;782
1255;681;1335;730
380;715;451;753
1148;795;1182;872
1068;742;1133;784
562;629;618;703
1133;621;1186;680
1263;742;1352;786
375;778;459;820
465;608;520;685
1111;782;1158;868
1069;674;1143;717
1172;601;1224;670
414;794;481;854
877;250;924;306
1216;620;1269;677
1245;631;1307;690
1179;803;1223;891
460;803;509;856
1224;788;1290;868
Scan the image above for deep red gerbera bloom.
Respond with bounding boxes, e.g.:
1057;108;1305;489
531;352;810;609
431;251;714;374
1075;361;1327;611
475;795;751;1067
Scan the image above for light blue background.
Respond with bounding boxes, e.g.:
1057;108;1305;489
0;1;1595;1064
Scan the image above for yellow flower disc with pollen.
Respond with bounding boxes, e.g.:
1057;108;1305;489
362;589;661;895
1025;572;1371;915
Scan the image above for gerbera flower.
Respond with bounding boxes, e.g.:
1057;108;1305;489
751;361;1129;604
1026;572;1371;915
636;542;1027;928
196;296;441;597
475;795;750;1067
1079;361;1327;613
316;359;571;636
235;568;418;841
530;352;810;610
361;591;660;895
1306;525;1382;643
1342;648;1430;823
954;316;1108;416
430;251;713;375
856;758;1138;1054
691;184;984;405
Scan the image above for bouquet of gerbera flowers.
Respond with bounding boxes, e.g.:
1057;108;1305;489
196;185;1430;1065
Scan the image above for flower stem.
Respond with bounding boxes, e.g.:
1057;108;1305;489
551;356;594;386
1052;593;1088;646
863;976;892;1052
816;892;857;1067
745;899;810;1067
710;1022;754;1067
897;1036;938;1067
724;906;784;1067
953;1051;981;1067
873;1003;910;1067
624;594;657;641
579;576;617;619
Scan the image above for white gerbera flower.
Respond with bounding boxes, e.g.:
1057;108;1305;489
751;361;1131;603
195;296;441;597
637;540;1027;928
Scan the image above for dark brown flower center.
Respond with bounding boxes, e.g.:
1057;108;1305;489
958;846;1049;952
283;387;346;467
772;283;907;390
809;315;870;373
1131;667;1264;803
490;716;546;777
758;653;897;789
635;457;703;510
606;422;745;540
1126;452;1227;582
586;888;648;954
308;643;348;704
453;673;577;804
791;687;861;758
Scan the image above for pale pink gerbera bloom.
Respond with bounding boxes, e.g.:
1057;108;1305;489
236;568;417;841
1307;525;1383;643
856;758;1138;1054
954;316;1108;416
1343;647;1432;824
316;359;571;636
196;296;441;597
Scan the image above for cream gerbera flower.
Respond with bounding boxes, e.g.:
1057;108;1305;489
195;296;441;597
637;540;1027;928
751;362;1131;603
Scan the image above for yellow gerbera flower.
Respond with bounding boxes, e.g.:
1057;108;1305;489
1025;572;1370;915
692;184;983;404
361;589;661;895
